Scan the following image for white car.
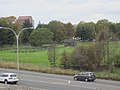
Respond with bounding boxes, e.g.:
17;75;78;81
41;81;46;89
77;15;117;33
0;73;18;84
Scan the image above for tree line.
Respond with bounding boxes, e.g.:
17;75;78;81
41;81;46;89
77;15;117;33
0;16;120;71
0;16;120;47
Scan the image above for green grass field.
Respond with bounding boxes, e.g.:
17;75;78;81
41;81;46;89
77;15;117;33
0;45;74;67
0;41;120;67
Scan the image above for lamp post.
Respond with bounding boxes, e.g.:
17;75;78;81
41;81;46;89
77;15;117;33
0;27;33;86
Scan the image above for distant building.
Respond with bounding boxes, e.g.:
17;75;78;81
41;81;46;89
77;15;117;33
17;16;34;27
63;37;78;46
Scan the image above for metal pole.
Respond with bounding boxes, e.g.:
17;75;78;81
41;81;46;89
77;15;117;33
16;35;20;87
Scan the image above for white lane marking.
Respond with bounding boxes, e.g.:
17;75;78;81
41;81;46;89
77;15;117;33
20;74;120;89
68;80;71;84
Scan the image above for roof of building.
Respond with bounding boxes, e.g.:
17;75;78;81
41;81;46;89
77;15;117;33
18;16;32;20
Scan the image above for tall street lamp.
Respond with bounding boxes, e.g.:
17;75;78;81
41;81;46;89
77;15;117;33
0;27;33;86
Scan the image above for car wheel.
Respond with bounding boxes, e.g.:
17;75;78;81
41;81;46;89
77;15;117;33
4;80;8;84
14;81;18;84
85;78;88;82
74;77;78;80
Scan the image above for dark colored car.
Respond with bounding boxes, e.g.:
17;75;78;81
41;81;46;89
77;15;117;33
74;72;96;82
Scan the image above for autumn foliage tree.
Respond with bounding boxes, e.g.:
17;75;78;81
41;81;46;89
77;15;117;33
48;21;67;42
0;16;19;46
64;22;75;38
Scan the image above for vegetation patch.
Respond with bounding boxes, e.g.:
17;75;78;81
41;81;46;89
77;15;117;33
0;61;120;81
96;69;120;81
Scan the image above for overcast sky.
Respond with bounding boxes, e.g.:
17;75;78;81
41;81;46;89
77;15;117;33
0;0;120;27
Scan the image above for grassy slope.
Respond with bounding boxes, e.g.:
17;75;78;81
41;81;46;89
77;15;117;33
0;42;120;66
0;49;49;67
0;45;73;67
0;42;120;67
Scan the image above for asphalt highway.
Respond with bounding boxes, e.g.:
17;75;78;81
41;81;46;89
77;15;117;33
0;68;120;90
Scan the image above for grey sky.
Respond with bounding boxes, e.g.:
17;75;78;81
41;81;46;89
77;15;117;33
0;0;120;27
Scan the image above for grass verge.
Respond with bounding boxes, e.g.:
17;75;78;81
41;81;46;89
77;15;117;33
0;61;79;75
0;61;120;81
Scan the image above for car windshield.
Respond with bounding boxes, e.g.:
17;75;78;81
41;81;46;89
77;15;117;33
79;72;94;75
10;74;17;77
2;74;8;77
79;72;86;75
86;72;94;75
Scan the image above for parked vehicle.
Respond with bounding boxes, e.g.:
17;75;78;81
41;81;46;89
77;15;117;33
74;72;96;82
0;73;18;84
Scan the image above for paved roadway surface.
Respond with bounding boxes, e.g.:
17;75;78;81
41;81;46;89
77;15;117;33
0;68;120;90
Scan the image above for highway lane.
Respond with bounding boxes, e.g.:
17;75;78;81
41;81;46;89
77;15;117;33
0;68;120;90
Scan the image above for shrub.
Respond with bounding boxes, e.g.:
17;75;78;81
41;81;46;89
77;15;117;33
68;42;104;71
